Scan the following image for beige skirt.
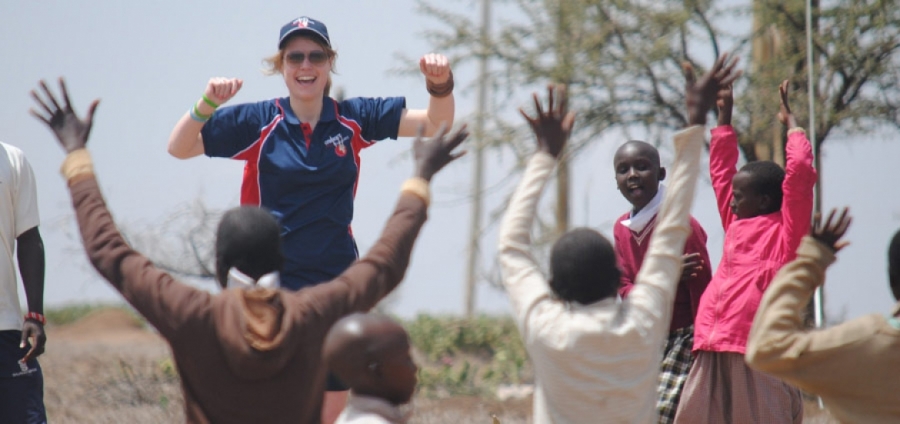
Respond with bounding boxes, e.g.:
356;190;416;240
673;351;803;424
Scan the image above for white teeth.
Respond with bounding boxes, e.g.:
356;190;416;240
298;76;315;82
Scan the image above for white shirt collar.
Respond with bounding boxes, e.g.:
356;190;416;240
619;184;665;233
226;267;281;290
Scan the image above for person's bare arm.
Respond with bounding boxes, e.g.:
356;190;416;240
167;77;243;159
17;227;45;362
398;54;455;137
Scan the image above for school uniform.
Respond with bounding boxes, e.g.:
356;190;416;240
747;236;900;424
614;189;712;423
674;125;816;424
498;126;704;424
202;95;406;291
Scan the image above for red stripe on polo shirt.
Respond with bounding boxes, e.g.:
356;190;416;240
335;105;375;199
233;107;284;206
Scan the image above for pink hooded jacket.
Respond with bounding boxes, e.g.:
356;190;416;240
692;125;816;354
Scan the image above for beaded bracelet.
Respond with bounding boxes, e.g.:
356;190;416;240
24;312;46;325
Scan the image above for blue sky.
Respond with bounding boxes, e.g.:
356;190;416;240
2;0;898;322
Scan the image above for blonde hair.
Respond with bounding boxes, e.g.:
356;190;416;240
262;34;338;96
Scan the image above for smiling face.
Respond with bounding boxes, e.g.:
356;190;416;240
614;141;665;214
280;36;333;101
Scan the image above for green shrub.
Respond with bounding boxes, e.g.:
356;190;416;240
404;315;530;398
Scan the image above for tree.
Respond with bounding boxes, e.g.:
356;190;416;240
413;0;900;251
416;0;900;166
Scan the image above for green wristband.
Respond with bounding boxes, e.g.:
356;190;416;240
201;94;220;109
192;104;212;120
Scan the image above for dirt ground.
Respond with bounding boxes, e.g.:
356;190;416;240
38;309;836;423
39;309;532;423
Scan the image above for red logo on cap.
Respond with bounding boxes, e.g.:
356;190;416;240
295;17;309;28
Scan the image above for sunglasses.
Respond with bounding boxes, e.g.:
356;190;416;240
285;50;330;66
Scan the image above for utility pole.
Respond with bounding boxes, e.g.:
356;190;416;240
464;0;491;317
554;0;574;235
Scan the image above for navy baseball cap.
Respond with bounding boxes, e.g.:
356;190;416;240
279;16;330;49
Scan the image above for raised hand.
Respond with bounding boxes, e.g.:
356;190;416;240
684;53;742;126
30;78;100;154
716;84;734;127
777;80;799;129
811;207;852;253
413;123;468;182
20;319;46;363
519;84;576;159
681;252;704;281
205;77;243;106
419;53;451;84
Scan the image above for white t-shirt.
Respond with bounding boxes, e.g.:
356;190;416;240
0;142;40;331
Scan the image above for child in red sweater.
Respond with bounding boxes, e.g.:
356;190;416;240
613;140;712;423
674;81;816;424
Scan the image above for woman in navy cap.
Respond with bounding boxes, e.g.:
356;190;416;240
165;15;455;423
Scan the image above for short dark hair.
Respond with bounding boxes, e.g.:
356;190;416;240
738;161;785;212
214;207;284;289
549;228;621;305
889;229;900;301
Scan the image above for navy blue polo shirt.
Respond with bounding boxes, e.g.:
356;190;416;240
202;96;406;290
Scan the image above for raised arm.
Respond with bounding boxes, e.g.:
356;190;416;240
167;77;243;159
31;79;210;340
498;85;574;324
304;125;468;320
398;54;455;137
709;83;739;229
626;55;740;332
747;209;852;380
778;80;817;253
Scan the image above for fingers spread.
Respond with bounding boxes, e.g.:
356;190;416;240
532;92;544;116
31;90;54;116
59;77;73;110
29;109;51;125
86;99;101;122
562;111;576;133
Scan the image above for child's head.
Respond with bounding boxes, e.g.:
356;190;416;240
613;141;666;213
323;313;417;405
731;161;785;219
549;228;621;305
889;229;900;302
214;206;284;289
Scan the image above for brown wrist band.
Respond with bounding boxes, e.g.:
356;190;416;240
426;70;454;98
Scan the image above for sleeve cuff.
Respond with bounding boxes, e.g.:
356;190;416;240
798;236;837;269
787;127;806;136
60;149;95;185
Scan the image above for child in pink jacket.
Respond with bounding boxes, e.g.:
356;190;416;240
674;81;816;424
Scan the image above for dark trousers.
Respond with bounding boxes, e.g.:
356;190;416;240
0;330;46;424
